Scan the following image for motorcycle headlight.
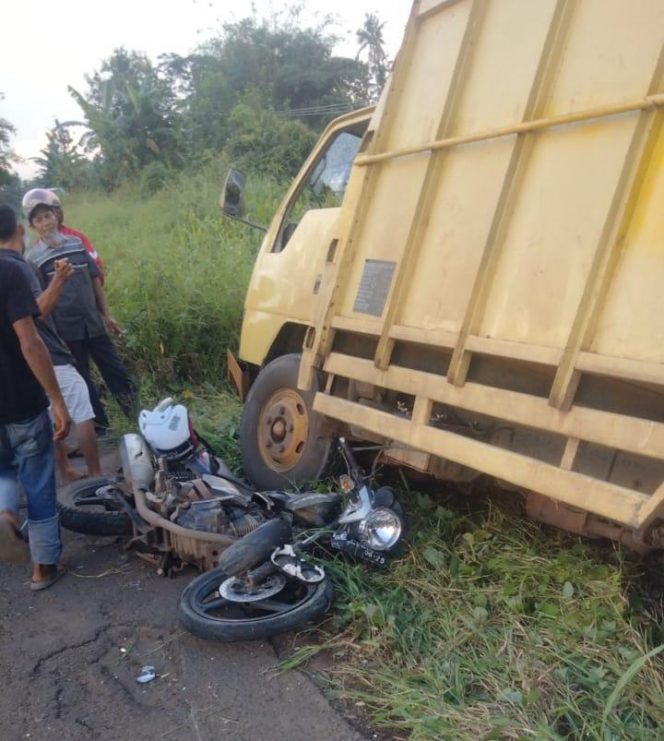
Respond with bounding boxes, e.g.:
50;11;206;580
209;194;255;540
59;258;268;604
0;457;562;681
357;507;402;551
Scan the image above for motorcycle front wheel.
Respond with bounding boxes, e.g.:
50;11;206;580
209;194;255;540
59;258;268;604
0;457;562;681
178;567;334;642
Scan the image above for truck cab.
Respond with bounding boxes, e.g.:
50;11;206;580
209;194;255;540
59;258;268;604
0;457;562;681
226;0;664;553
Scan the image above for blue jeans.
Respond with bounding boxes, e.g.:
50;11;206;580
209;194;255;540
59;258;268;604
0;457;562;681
0;410;61;564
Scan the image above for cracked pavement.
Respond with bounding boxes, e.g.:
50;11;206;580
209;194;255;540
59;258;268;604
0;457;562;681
0;443;366;741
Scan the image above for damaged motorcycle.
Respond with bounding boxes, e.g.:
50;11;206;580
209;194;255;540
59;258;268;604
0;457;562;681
57;399;406;639
178;436;406;641
58;398;271;573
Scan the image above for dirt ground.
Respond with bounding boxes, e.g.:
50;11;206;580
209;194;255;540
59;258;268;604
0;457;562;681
0;438;367;741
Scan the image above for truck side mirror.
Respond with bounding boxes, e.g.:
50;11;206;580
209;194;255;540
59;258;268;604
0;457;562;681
219;168;268;233
220;169;246;217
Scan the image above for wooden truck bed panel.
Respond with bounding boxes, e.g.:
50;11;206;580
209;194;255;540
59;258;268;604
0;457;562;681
292;0;664;535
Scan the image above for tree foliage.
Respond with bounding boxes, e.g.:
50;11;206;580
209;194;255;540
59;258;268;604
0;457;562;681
161;10;370;164
33;120;95;190
224;96;317;179
69;48;182;189
50;8;388;192
206;13;368;119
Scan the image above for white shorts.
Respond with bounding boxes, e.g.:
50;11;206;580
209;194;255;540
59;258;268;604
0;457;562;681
51;364;95;424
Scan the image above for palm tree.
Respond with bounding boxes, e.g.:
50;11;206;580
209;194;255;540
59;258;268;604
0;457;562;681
67;49;182;189
356;12;389;101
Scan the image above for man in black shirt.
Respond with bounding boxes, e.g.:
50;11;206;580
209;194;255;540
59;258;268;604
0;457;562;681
0;205;71;590
1;234;102;483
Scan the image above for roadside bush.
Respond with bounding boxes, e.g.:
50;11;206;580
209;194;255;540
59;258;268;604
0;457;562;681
139;161;170;195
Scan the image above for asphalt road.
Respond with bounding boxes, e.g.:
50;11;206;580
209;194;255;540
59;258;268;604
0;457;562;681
0;439;366;741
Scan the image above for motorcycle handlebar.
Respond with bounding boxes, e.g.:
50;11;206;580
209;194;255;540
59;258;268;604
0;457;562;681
337;437;364;482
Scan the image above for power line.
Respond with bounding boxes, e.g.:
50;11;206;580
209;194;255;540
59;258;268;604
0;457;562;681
274;101;369;119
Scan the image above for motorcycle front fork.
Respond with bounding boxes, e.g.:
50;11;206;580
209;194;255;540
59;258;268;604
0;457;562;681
245;559;279;590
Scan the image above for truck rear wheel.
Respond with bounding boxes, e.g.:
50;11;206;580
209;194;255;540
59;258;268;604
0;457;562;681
240;354;332;489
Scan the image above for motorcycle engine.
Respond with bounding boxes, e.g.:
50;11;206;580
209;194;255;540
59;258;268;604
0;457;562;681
174;498;268;536
174;499;231;533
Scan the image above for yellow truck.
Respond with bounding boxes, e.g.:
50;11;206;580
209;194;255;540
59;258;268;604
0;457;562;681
225;0;664;552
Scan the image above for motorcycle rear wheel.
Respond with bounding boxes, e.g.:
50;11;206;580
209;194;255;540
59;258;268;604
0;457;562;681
57;476;133;536
178;567;334;642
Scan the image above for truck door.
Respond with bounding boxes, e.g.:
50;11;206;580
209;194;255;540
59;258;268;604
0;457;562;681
241;119;368;366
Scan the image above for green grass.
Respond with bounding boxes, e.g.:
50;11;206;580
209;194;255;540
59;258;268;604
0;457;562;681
67;160;283;387
288;490;664;740
62;172;664;741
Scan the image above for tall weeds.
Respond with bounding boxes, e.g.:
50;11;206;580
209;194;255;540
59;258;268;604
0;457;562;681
67;161;283;386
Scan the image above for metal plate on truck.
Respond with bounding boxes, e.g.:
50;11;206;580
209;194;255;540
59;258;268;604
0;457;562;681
353;259;396;317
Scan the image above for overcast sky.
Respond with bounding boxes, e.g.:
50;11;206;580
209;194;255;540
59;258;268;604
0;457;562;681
3;0;411;178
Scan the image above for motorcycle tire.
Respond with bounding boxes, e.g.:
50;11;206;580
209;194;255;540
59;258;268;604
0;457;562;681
178;567;334;643
57;476;133;536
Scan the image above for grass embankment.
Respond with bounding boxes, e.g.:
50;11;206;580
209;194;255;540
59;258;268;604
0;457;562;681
302;492;664;739
66;170;663;740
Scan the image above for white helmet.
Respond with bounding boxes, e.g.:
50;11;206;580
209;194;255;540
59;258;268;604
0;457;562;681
47;189;62;208
139;398;196;461
22;188;60;221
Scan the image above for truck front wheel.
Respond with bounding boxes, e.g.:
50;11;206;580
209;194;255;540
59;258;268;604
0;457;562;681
239;354;332;489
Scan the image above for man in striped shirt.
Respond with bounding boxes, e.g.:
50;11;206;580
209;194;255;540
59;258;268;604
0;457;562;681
24;191;135;432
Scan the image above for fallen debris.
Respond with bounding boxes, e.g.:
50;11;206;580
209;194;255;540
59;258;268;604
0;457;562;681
136;665;157;684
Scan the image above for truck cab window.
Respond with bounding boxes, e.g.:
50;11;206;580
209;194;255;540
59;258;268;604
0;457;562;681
273;130;364;252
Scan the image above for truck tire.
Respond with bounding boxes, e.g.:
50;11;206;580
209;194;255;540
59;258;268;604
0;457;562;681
240;354;332;489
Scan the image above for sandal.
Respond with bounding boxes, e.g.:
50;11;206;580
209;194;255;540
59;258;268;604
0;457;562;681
31;565;67;591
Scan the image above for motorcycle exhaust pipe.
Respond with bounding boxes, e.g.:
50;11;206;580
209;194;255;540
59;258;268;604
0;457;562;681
122;433;236;547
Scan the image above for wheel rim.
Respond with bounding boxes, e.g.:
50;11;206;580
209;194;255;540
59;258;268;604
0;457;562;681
71;482;127;513
257;389;309;472
219;573;287;602
191;573;321;625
